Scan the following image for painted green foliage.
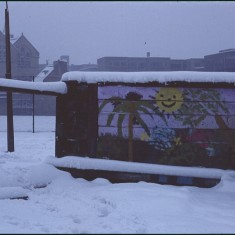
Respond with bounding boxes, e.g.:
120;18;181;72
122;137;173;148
148;87;233;168
174;88;229;128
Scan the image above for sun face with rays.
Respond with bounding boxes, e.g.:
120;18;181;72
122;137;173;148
156;88;183;114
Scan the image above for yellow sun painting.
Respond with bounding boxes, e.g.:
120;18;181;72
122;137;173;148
156;88;183;114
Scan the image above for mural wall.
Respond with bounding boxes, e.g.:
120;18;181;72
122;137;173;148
97;86;235;170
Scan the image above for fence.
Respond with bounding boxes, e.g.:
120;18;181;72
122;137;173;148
1;72;235;186
55;80;235;171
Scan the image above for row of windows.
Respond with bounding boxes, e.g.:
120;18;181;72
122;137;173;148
106;61;168;68
102;60;207;71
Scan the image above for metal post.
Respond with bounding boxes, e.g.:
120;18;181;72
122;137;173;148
5;2;14;152
32;76;35;133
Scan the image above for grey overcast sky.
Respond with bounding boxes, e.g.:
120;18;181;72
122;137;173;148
0;1;235;65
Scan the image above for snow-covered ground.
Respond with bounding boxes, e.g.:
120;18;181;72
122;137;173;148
0;116;235;233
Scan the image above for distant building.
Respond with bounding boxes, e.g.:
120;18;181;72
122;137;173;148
97;53;204;72
204;49;235;72
69;63;98;71
97;54;170;72
35;60;68;82
186;58;204;71
170;59;187;71
0;32;18;76
0;31;40;80
0;31;41;115
60;55;70;65
98;50;235;72
32;60;69;115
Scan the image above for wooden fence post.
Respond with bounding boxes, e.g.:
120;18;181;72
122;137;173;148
55;81;98;157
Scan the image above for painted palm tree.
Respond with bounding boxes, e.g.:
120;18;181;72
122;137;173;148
99;91;167;161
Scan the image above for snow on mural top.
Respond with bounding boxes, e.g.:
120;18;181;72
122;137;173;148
61;71;235;84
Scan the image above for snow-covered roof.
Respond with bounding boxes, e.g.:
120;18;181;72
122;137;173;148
34;65;54;82
61;71;235;84
0;78;67;95
10;36;19;44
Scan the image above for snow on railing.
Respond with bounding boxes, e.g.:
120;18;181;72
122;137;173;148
61;71;235;84
46;156;235;180
0;78;67;95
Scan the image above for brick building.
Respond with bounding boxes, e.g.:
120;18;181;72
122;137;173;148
204;49;235;72
0;31;40;80
97;52;204;72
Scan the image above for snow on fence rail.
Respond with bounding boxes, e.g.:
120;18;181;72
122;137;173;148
46;156;235;180
61;71;235;84
0;78;67;95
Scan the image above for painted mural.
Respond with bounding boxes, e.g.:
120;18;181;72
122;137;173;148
97;86;235;170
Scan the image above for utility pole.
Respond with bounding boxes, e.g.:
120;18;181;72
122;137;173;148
5;1;14;152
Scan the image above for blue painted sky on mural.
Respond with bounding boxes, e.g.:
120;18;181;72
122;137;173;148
0;1;235;64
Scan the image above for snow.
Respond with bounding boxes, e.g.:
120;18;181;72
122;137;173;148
0;116;235;233
1;71;235;98
0;78;67;94
0;187;29;200
62;71;235;84
34;65;54;82
46;156;235;180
